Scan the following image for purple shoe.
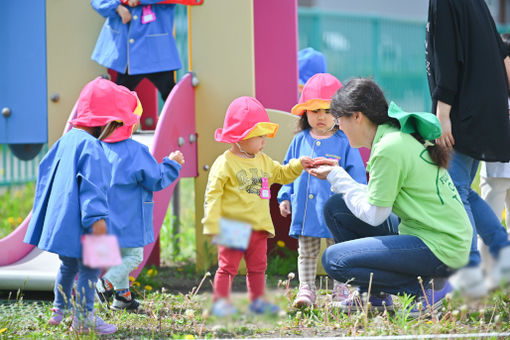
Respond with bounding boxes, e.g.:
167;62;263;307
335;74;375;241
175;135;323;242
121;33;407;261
408;281;452;318
72;314;117;335
48;308;64;326
336;292;393;313
331;282;350;305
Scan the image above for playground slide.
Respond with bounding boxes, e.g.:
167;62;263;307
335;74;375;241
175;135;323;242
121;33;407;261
0;73;196;290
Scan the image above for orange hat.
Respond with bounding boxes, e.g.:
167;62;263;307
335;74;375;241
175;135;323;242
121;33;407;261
70;77;140;128
214;96;279;143
291;73;342;116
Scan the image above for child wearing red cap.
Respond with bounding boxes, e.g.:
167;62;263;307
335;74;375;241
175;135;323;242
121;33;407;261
24;77;141;335
202;96;314;316
95;101;184;312
277;73;367;307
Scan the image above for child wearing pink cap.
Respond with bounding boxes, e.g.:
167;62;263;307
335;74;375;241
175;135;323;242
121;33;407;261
277;73;367;307
202;96;314;316
95;101;184;312
24;77;141;335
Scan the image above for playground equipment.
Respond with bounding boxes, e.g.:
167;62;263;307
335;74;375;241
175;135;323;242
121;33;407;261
0;0;302;290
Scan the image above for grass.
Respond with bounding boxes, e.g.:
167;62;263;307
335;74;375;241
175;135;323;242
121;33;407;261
2;175;510;338
0;183;35;239
1;272;510;338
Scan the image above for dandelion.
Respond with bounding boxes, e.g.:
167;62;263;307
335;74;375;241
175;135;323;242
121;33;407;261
147;268;158;277
178;267;183;272
145;285;153;291
277;240;286;248
185;309;195;318
7;217;15;225
132;281;141;287
184;335;195;339
0;328;6;334
288;272;295;280
16;217;22;224
129;276;136;282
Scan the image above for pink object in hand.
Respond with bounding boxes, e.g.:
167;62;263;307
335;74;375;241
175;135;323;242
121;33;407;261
82;234;122;268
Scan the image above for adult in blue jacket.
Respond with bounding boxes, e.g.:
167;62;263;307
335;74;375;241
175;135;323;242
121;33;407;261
91;0;182;101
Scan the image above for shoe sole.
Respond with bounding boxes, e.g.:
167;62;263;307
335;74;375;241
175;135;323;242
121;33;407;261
110;304;142;312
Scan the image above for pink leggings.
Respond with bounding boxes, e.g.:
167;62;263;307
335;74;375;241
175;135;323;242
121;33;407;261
213;230;267;301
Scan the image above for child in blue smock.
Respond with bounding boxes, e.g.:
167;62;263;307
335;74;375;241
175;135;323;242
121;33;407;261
24;77;140;335
278;73;367;307
95;110;184;311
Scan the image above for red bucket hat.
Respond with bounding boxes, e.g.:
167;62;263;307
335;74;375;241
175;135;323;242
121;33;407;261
214;96;279;143
291;73;342;116
103;101;143;143
70;77;141;128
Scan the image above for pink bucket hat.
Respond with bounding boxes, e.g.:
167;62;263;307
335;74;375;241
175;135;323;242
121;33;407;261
214;96;279;143
291;73;342;116
70;77;141;128
103;100;143;143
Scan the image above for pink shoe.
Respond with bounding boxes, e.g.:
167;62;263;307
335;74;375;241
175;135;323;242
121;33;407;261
331;282;350;306
48;308;64;326
293;285;317;307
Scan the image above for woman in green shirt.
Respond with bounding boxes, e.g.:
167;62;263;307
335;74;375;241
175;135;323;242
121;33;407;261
310;78;472;317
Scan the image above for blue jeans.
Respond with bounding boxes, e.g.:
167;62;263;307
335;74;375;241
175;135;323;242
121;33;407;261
322;194;454;296
448;151;510;266
53;256;100;315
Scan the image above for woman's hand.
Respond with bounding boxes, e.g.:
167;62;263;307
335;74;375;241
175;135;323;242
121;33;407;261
92;219;107;235
279;200;291;217
436;100;455;150
309;165;337;179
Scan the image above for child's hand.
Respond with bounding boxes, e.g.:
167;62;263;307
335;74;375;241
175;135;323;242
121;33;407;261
116;5;132;24
279;200;291;217
169;150;185;165
299;156;314;170
92;219;107;235
309;165;337;180
312;157;339;167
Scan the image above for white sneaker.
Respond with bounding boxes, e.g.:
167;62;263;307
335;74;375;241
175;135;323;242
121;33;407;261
486;245;510;290
449;266;488;299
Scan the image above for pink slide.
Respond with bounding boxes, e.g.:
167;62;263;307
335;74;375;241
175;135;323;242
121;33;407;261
0;73;197;290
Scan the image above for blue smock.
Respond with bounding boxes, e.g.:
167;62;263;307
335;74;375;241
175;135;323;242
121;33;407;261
277;129;367;239
102;139;181;248
91;0;182;75
24;129;112;258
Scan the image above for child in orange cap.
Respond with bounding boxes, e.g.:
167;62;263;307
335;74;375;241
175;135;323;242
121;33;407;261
95;97;184;312
24;77;141;335
202;96;314;316
278;73;367;307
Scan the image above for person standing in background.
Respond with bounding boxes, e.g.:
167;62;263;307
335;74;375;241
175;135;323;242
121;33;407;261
91;0;182;102
426;0;510;297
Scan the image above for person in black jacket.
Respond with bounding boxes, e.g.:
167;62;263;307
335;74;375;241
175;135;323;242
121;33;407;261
426;0;510;298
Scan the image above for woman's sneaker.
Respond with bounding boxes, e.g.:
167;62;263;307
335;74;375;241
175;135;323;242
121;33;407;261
293;285;316;307
211;298;238;317
72;314;117;335
407;281;452;318
95;278;114;308
111;292;142;311
249;298;279;315
335;291;393;313
48;307;65;326
331;282;351;306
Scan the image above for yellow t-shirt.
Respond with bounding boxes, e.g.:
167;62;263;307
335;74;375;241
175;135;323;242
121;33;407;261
202;150;303;237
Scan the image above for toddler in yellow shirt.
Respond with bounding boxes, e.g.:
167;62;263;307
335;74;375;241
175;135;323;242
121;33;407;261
202;96;313;316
